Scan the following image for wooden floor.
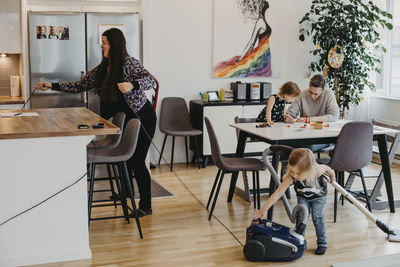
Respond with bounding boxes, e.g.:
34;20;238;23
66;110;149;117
35;160;400;267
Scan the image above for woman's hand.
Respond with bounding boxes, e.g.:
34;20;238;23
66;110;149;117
35;82;52;91
117;82;134;94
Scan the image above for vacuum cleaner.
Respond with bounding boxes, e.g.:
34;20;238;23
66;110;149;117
321;173;400;243
244;146;309;262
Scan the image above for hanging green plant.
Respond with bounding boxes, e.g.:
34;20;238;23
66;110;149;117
299;0;393;116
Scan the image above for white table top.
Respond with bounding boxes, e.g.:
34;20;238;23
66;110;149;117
230;120;399;141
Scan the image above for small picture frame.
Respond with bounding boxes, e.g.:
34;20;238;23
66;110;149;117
207;91;219;102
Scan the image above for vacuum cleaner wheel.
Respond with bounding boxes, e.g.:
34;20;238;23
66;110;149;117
243;239;266;262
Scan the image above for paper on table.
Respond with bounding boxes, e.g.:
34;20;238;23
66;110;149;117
0;112;40;118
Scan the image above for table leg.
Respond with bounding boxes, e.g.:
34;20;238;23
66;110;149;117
370;133;400;210
267;151;279;220
377;134;395;213
227;130;248;202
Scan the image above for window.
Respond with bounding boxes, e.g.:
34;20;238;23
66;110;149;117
389;0;400;97
374;0;400;97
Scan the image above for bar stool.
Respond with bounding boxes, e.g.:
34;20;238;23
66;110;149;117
87;118;143;238
87;112;126;208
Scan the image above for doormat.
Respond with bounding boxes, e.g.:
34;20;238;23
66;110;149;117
332;253;400;267
92;178;173;201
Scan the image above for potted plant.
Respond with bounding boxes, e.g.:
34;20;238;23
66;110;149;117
299;0;393;116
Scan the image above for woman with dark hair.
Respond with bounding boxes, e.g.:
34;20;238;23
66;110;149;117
35;28;156;217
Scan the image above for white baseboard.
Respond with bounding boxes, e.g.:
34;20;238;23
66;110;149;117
0;249;92;267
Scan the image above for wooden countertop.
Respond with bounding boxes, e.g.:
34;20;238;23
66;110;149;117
0;96;25;104
0;107;120;140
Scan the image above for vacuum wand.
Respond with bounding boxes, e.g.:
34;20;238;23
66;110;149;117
321;174;400;242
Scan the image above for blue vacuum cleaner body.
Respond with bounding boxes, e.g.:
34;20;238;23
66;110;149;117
244;218;306;262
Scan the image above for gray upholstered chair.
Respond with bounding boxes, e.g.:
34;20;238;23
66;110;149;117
158;97;202;171
87;118;143;239
87;112;126;151
204;117;266;220
87;112;126;208
344;119;400;204
326;121;374;222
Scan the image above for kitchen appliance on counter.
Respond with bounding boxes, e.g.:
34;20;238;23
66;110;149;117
249;83;261;101
231;81;248;101
28;12;141;114
260;82;272;100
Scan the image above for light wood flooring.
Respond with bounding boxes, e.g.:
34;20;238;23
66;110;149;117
35;160;400;267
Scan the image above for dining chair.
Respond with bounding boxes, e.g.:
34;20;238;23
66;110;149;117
158;97;202;171
204;117;266;220
343;119;400;203
323;121;374;223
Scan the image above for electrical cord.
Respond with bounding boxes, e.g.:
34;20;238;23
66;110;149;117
132;107;244;247
0;141;97;227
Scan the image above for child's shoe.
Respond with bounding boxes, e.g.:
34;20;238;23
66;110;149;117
315;246;327;255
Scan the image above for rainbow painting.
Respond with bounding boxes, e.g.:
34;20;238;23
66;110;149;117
214;35;272;78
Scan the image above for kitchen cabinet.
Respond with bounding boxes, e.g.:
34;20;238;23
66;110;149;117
190;100;268;166
0;0;21;53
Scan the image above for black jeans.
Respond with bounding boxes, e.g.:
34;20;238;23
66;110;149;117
126;101;157;210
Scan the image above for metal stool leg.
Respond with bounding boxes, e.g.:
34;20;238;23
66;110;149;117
122;162;143;239
170;136;175;171
106;164;117;208
88;163;96;225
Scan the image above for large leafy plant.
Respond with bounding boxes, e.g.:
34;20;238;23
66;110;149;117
299;0;393;115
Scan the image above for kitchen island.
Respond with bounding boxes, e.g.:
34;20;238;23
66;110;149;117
0;108;119;266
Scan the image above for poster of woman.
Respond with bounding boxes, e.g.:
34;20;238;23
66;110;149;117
213;0;274;78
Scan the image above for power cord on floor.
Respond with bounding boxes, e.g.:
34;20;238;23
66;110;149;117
0;142;97;227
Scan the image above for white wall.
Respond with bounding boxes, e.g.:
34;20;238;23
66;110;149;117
142;0;313;163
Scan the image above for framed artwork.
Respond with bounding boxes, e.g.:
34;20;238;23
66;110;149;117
213;0;275;78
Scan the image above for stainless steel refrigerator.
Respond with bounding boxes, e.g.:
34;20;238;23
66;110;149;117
29;12;141;114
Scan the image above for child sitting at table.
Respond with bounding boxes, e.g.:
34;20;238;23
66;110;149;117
253;148;335;255
256;82;300;124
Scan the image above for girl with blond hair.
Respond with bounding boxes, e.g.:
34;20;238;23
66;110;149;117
253;148;335;255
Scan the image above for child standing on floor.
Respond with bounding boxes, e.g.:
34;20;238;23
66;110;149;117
256;82;300;124
253;148;336;255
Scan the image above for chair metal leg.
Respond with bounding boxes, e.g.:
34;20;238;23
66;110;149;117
158;134;167;165
209;171;225;220
252;171;256;209
106;164;117;208
170;136;175;172
115;164;130;223
88;163;96;225
122;162;143;239
185;136;189;165
256;171;261;210
194;135;201;169
359;169;372;212
207;169;221;209
333;170;338;223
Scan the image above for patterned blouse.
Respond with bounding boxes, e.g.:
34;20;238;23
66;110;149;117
53;57;155;113
256;94;287;122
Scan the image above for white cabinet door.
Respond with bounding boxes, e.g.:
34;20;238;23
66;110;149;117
242;104;265;118
203;106;242;155
0;0;21;53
